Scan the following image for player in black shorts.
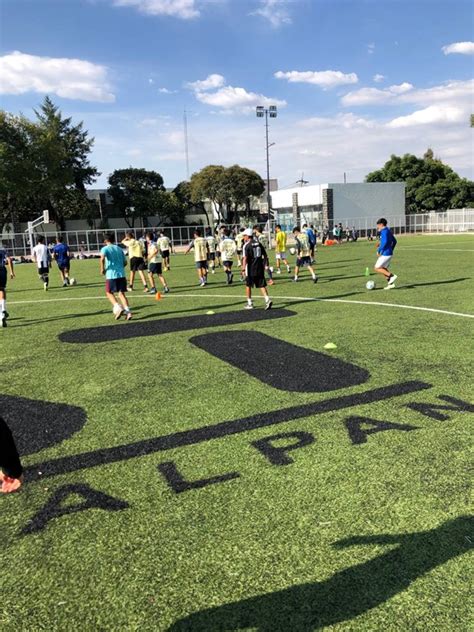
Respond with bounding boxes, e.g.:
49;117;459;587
0;244;15;328
241;229;272;310
0;416;24;493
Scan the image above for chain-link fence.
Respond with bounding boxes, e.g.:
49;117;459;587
2;210;473;258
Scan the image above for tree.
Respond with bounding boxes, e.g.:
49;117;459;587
190;165;264;223
0;97;100;232
108;168;165;227
366;150;474;213
190;165;230;222
174;180;211;226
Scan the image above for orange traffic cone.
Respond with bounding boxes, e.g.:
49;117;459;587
155;291;162;301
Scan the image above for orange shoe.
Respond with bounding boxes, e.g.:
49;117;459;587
1;475;23;493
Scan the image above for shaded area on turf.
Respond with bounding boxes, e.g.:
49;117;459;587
25;380;430;481
59;309;296;344
169;516;473;632
0;394;87;455
190;330;370;392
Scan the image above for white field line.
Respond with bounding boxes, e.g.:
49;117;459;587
399;247;474;252
9;292;474;319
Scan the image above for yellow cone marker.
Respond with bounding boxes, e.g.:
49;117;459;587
206;310;215;315
324;342;337;350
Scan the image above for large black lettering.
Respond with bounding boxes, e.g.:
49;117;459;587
406;395;474;421
22;483;129;535
252;431;315;465
345;417;419;445
157;462;239;494
190;330;369;392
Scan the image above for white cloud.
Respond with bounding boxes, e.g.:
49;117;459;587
373;74;385;83
300;112;376;130
148;78;154;84
112;0;199;19
275;69;358;89
251;0;291;28
0;50;115;102
195;85;286;112
442;41;474;55
341;82;414;105
387;105;467;128
158;87;177;94
186;74;225;92
367;42;375;54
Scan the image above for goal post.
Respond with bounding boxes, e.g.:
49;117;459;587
26;209;52;252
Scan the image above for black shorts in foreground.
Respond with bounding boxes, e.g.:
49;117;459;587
246;275;267;288
106;277;127;293
38;266;49;276
0;267;6;291
149;262;163;275
59;308;296;344
130;256;146;271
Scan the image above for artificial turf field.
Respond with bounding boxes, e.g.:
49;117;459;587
1;234;473;631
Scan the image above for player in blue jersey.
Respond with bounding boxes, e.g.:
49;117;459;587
100;233;132;320
0;243;15;328
52;236;72;287
374;218;398;289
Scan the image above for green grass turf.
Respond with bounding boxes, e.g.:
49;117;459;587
0;234;473;631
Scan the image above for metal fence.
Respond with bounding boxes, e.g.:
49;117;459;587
2;209;473;258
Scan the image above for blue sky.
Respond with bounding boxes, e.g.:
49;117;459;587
1;0;473;188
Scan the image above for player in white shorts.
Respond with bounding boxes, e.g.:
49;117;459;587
374;218;398;289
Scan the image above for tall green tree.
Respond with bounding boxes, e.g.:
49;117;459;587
190;165;230;222
366;150;473;213
225;165;265;220
108;167;165;227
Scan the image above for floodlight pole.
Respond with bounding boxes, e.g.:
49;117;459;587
256;105;277;247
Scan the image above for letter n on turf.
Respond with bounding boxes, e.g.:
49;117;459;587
157;462;240;493
345;417;419;445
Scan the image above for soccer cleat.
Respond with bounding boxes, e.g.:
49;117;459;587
62;281;68;288
244;304;254;310
149;288;157;295
384;284;395;290
125;311;132;321
1;315;6;328
265;300;273;310
276;269;281;275
43;282;48;291
293;277;298;282
1;475;23;493
313;276;319;284
114;306;124;320
164;287;170;293
388;274;398;286
127;286;133;292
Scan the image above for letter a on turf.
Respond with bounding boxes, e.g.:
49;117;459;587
22;483;129;535
345;417;419;445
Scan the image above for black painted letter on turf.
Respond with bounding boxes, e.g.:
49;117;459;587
252;431;315;466
345;417;419;445
158;462;240;494
406;395;474;421
22;483;129;535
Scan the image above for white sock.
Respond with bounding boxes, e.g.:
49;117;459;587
265;296;270;304
247;299;252;306
124;306;131;313
0;299;5;313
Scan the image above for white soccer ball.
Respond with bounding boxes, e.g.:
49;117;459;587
69;278;77;286
289;247;296;256
366;280;375;290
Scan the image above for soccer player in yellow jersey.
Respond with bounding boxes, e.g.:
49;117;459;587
275;225;291;274
145;232;170;295
185;229;209;287
293;226;318;283
235;227;245;266
220;228;237;284
122;232;149;292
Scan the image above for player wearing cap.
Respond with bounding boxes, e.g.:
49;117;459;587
185;229;209;287
241;228;272;310
52;236;72;287
220;228;237;284
122;232;149;293
293;226;318;283
374;218;398;289
0;243;14;328
145;232;170;295
253;225;274;285
32;236;51;291
100;233;132;320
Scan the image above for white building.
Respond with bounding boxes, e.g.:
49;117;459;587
271;182;406;233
